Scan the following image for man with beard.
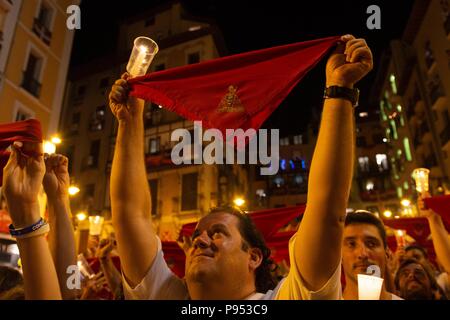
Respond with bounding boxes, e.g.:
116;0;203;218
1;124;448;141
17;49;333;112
341;210;402;300
395;258;447;300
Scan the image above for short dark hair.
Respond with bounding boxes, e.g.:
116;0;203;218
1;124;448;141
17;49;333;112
405;244;428;259
394;258;447;300
344;210;387;248
207;206;277;292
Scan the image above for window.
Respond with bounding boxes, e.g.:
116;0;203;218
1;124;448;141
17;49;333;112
403;138;412;161
372;133;384;144
89;140;100;168
356;136;367;147
181;173;198;211
358;157;370;172
70;112;80;134
77;85;86;97
375;154;388;171
424;40;435;69
144;17;155;27
84;184;95;200
33;1;53;45
155;63;165;71
149;179;158;216
149;137;160;155
389;74;397;94
14;108;32;122
293;135;304;145
389;120;398;140
99;77;109;88
22;51;42;97
187;52;200;64
280;137;289;146
89;106;105;131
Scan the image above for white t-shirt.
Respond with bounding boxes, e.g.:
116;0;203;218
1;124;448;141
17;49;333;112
123;234;342;300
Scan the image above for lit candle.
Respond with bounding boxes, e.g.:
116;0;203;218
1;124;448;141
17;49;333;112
358;274;384;300
394;229;406;248
412;168;430;193
89;215;104;236
126;36;159;78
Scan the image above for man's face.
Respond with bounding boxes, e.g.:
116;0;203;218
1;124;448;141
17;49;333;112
342;223;387;283
405;248;427;265
185;213;255;287
397;263;432;300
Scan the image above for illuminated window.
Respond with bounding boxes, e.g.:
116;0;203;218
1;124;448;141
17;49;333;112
403;138;412;161
390;74;397;94
397;187;403;198
389;120;398;139
366;180;375;191
375;154;388;171
358;157;370;172
400;116;405;127
380;101;387;121
403;181;409;190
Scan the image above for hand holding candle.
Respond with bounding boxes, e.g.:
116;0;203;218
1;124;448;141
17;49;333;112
126;37;159;78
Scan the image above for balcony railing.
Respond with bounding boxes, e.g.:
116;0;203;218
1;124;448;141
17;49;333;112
32;18;52;46
21;71;41;97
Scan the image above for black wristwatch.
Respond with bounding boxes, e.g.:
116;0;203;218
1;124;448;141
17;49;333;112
324;86;360;107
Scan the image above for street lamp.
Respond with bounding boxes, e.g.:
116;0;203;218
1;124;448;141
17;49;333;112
68;185;80;196
233;197;245;207
383;210;392;218
51;136;62;144
76;212;87;221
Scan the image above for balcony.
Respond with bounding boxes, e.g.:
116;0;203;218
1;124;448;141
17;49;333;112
440;124;450;147
21;71;41;97
32;18;52;46
429;84;445;107
431;95;447;112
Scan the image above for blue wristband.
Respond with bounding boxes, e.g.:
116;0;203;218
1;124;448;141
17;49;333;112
9;217;45;237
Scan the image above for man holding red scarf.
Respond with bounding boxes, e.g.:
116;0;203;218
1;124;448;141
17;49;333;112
109;34;373;300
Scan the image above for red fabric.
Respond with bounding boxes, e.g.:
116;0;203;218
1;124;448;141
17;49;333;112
0;119;43;186
0;209;12;234
179;205;305;242
424;195;450;226
129;36;340;135
383;218;431;244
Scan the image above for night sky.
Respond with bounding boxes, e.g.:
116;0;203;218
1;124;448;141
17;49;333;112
71;0;415;135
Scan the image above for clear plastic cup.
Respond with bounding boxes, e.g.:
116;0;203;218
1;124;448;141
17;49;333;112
358;274;384;300
126;36;159;77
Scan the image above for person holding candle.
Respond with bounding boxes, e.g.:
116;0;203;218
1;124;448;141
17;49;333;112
341;210;402;300
417;191;450;297
108;34;373;300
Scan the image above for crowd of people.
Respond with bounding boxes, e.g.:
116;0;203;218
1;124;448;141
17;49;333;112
0;34;449;300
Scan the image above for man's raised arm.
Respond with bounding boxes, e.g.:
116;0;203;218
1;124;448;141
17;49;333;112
109;73;158;288
294;35;373;291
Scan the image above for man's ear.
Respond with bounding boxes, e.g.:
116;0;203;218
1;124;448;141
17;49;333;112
248;247;263;271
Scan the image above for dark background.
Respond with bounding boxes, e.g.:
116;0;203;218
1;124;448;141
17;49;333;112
71;0;415;135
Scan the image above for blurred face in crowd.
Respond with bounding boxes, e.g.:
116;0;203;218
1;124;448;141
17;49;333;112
185;212;259;292
405;248;427;265
397;262;432;300
342;223;387;283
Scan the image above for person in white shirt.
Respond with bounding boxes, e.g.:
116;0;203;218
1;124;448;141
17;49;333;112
108;34;373;300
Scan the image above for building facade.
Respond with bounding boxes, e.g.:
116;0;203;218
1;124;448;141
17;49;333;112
0;0;78;137
370;0;450;218
61;2;248;240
